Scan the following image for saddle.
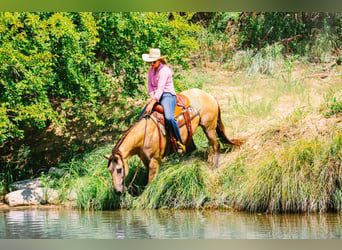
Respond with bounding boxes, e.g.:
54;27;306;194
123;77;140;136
153;94;190;117
151;94;197;153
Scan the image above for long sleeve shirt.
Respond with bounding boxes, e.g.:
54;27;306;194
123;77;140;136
147;63;176;101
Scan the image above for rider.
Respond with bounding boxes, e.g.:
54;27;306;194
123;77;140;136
141;48;185;154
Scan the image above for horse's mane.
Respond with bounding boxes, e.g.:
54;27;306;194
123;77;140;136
112;117;145;153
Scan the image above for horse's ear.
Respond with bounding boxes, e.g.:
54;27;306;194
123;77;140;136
103;155;111;160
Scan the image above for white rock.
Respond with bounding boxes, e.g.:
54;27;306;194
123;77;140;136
48;167;66;177
5;188;59;207
10;178;43;190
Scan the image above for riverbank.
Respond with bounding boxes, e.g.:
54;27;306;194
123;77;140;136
0;201;63;211
2;61;342;213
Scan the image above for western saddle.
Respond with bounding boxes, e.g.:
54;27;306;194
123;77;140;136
150;94;197;153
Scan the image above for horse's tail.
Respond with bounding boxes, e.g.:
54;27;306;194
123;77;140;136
216;104;243;146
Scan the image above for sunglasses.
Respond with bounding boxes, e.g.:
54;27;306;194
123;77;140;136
150;60;160;65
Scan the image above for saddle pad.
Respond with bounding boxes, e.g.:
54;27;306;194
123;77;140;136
150;93;201;135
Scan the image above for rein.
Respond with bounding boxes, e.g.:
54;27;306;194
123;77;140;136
127;113;150;192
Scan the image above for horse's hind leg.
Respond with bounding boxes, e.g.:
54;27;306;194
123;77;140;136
185;138;197;154
201;123;220;168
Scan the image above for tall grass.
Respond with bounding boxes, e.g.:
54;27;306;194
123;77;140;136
55;144;119;210
231;132;342;213
196;29;240;65
322;87;342;117
229;44;286;76
133;161;214;209
230;93;274;118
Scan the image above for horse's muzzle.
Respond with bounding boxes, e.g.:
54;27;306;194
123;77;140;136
115;190;123;196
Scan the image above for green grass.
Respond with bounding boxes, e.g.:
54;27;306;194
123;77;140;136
54;144;119;210
232;132;342;213
133;161;213;209
322;88;342;117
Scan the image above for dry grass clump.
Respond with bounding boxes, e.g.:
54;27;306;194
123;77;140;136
220;112;342;213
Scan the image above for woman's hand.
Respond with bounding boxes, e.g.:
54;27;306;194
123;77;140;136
146;99;157;114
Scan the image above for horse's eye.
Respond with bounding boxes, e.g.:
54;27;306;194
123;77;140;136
116;168;122;175
108;166;114;173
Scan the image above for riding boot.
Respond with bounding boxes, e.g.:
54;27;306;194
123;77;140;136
176;141;186;154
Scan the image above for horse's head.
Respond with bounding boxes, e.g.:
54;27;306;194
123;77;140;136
104;150;129;196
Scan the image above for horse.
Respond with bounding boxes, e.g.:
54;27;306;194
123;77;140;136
104;88;242;195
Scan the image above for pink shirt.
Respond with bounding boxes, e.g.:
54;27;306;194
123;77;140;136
147;63;176;101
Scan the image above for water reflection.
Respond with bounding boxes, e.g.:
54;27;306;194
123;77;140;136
0;209;341;239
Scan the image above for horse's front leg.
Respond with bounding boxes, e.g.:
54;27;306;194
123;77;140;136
148;158;161;183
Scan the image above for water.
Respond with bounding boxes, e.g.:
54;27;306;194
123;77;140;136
0;209;342;239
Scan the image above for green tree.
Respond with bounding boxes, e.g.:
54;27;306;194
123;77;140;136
93;12;200;95
0;12;111;144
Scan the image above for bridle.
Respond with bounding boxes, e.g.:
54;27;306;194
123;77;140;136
107;113;151;194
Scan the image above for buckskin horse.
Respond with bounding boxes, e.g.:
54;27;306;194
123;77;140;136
104;88;242;195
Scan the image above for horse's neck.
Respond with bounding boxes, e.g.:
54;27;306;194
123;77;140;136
118;119;146;159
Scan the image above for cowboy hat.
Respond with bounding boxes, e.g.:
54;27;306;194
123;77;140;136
142;48;168;62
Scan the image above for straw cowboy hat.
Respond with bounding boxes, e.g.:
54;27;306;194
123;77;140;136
142;48;168;62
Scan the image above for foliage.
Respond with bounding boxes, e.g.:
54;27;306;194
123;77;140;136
0;12;111;144
2;11;342;213
93;12;200;95
232;12;342;57
324;97;342;117
196;12;342;64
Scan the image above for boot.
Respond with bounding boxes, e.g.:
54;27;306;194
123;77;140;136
177;141;186;154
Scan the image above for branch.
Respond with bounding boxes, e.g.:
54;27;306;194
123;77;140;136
260;26;274;44
279;34;301;45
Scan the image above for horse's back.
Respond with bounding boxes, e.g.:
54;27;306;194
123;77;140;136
180;88;217;112
180;88;220;130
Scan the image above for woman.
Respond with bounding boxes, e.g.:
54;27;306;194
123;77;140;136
141;48;185;154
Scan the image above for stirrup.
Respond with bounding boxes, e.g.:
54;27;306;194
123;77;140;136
177;141;186;154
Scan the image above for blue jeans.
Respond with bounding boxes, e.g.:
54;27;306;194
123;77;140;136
139;92;184;145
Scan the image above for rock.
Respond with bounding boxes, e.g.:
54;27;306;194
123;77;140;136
64;200;78;209
66;190;78;201
48;167;66;177
10;178;43;190
5;188;59;207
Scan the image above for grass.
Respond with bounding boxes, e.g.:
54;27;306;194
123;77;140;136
228;44;286;77
133;160;213;209
234;132;342;213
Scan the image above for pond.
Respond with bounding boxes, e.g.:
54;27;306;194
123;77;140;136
0;209;342;239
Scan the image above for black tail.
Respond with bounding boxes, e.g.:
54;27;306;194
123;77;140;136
216;105;243;146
